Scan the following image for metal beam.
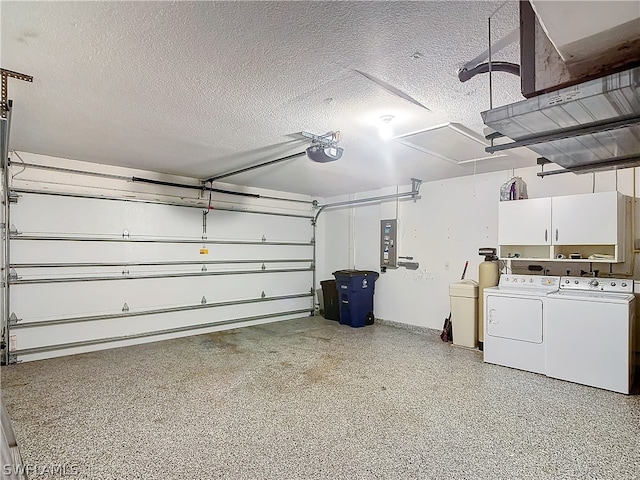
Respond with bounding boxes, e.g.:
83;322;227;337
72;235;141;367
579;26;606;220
11;188;314;218
11;162;313;205
11;259;312;269
10;234;312;246
9;267;313;285
131;176;260;199
1;108;11;366
204;151;306;182
537;154;640;177
486;114;640;153
314;179;422;220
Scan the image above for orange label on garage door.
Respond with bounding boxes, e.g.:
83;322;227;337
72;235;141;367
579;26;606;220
200;248;209;255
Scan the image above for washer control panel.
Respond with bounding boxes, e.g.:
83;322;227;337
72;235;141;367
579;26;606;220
559;276;633;293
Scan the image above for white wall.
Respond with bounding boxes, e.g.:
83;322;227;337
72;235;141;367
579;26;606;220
320;166;639;330
3;152;315;362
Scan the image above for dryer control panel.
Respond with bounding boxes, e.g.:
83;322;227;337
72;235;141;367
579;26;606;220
559;276;633;293
499;275;559;289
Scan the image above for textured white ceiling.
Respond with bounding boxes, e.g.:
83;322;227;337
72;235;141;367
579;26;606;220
2;1;536;197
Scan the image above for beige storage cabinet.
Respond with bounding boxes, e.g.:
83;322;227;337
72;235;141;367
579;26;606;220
449;279;479;348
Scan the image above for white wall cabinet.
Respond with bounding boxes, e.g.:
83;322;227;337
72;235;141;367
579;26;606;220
498;191;627;263
552;192;622;245
498;197;551;245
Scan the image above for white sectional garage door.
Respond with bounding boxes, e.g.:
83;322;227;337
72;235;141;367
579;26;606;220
7;191;314;363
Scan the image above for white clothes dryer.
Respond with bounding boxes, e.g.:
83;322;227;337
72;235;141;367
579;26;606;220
484;274;560;375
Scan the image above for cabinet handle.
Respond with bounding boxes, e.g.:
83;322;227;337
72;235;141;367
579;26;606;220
544;229;548;242
555;229;559;241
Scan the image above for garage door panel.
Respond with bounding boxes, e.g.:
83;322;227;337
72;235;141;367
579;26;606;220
11;241;312;264
11;298;313;351
8;190;315;362
12;193;312;241
14;313;306;363
11;271;313;321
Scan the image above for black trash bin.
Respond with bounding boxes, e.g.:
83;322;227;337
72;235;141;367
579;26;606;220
320;279;340;321
333;270;379;328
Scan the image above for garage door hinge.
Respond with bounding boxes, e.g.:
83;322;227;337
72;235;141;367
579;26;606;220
201;265;207;272
9;224;19;235
310;262;315;269
261;263;266;270
262;235;266;243
7;191;18;204
261;291;266;298
122;303;129;313
310;237;315;244
8;268;18;281
122;229;130;239
121;269;130;276
8;313;19;326
201;296;207;304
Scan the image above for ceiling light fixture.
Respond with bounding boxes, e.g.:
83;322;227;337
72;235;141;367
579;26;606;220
301;131;343;163
379;115;395;140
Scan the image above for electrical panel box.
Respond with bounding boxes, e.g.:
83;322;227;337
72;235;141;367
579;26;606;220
380;219;397;268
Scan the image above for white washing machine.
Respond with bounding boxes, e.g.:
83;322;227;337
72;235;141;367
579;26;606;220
546;277;636;394
484;274;560;375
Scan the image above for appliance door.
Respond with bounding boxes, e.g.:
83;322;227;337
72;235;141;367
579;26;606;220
546;295;632;394
486;295;543;343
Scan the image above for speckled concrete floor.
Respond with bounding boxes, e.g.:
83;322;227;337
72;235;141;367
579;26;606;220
2;316;639;480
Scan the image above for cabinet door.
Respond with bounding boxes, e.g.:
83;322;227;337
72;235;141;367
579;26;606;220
552;192;620;245
498;197;551;245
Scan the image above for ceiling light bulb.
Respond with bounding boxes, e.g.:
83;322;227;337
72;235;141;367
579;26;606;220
379;115;395;140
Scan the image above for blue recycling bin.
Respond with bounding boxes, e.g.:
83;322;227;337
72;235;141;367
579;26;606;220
333;270;379;328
